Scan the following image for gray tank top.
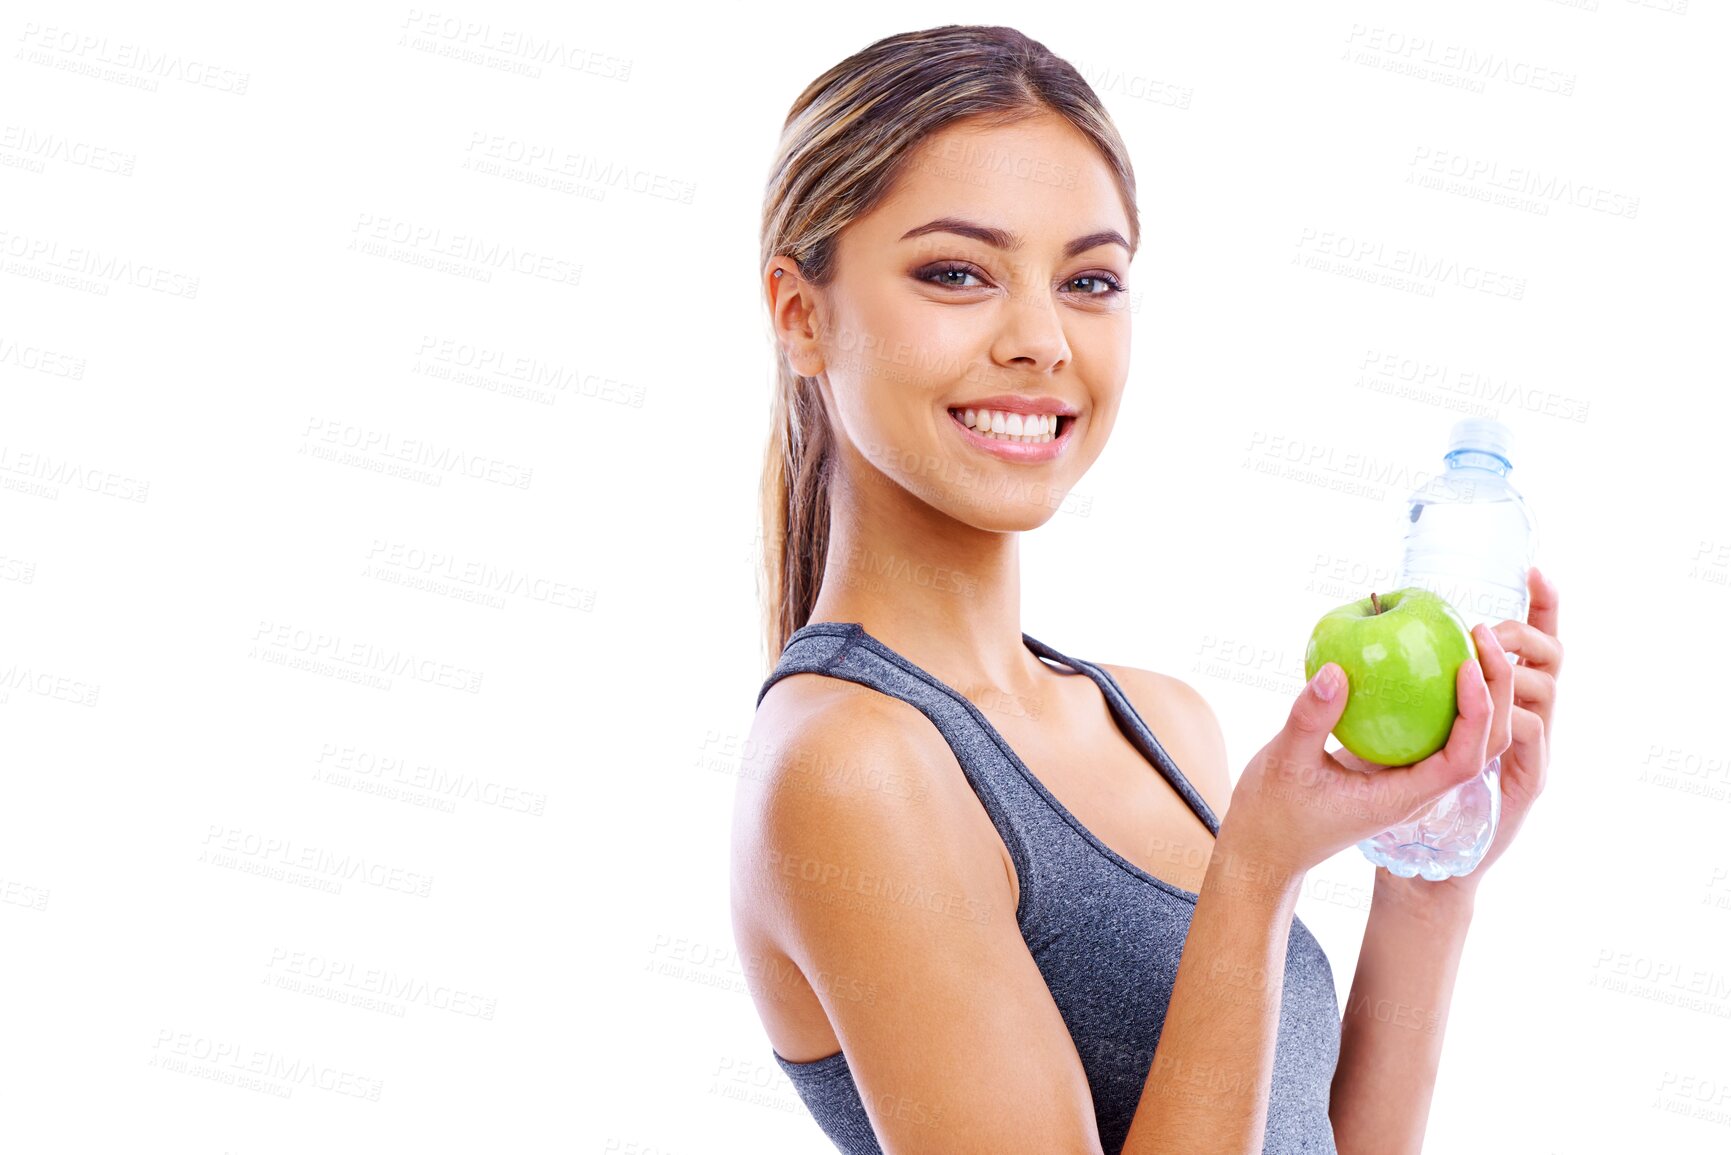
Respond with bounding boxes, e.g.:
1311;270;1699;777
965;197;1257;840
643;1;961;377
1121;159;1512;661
754;621;1341;1154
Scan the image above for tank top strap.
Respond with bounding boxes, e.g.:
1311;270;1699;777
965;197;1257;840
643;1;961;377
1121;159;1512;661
755;621;870;708
757;621;1048;918
1019;635;1222;837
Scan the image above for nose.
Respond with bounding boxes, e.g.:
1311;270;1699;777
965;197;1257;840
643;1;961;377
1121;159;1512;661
990;288;1071;373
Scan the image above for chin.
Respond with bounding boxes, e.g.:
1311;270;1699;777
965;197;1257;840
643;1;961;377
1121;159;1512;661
936;491;1066;533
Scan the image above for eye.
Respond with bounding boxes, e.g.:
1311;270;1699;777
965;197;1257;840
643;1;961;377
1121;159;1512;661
914;263;1127;297
1065;273;1126;296
916;262;989;289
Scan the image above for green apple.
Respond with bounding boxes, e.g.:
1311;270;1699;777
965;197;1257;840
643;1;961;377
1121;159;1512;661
1303;587;1477;766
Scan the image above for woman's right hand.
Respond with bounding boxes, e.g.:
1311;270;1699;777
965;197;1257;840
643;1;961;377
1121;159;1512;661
1219;644;1514;883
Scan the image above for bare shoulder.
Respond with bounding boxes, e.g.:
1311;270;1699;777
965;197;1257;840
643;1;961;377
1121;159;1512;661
744;672;952;819
729;673;1106;1152
736;672;1004;935
1093;662;1233;820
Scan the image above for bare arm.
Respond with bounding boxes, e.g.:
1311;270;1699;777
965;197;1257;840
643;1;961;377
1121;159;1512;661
734;685;1110;1154
1104;636;1506;1154
1328;877;1476;1153
1120;818;1306;1154
1108;670;1313;1154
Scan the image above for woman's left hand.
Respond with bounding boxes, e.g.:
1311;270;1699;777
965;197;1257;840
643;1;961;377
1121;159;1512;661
1341;567;1563;909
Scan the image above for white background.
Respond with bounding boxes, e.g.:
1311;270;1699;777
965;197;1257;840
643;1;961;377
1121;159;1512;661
4;2;1728;1152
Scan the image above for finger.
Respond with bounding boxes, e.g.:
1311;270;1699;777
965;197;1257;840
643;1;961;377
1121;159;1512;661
1283;662;1350;758
1491;620;1564;674
1473;623;1514;760
1328;746;1379;775
1510;664;1557;718
1526;566;1560;638
1503;704;1548;799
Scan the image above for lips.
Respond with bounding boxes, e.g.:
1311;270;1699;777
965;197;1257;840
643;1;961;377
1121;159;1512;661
944;406;1076;464
947;394;1079;418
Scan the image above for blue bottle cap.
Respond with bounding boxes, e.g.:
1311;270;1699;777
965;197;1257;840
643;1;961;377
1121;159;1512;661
1446;418;1513;466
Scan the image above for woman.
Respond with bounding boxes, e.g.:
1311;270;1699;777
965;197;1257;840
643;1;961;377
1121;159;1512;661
731;25;1562;1155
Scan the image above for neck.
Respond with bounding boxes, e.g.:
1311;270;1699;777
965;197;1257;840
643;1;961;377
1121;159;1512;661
805;448;1048;699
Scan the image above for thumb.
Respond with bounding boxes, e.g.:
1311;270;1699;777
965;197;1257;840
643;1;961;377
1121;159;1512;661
1281;662;1349;756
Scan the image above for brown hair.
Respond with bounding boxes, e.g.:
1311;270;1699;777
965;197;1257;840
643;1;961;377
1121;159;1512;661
757;25;1140;670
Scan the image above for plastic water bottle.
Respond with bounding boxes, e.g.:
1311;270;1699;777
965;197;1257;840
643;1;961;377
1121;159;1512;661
1359;418;1539;881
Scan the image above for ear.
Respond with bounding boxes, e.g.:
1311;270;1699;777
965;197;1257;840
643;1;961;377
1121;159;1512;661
766;262;824;378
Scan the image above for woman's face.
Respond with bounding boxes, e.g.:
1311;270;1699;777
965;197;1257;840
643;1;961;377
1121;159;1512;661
784;111;1135;531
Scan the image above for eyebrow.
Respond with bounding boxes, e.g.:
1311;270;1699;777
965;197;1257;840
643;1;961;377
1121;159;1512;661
898;217;1130;259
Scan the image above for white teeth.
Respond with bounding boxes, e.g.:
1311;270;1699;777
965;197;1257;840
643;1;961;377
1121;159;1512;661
949;407;1064;443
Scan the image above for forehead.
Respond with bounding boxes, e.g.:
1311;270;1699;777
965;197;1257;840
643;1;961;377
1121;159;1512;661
868;113;1129;249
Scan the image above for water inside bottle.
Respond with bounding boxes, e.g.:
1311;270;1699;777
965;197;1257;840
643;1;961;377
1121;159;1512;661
1400;498;1533;630
1357;430;1537;880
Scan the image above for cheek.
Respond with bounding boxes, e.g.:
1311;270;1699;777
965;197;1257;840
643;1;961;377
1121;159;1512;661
1075;404;1119;465
827;288;929;390
862;295;975;393
1074;325;1130;419
1079;318;1131;377
836;299;976;433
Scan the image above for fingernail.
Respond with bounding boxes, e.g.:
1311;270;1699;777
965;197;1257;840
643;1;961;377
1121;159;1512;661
1312;664;1341;701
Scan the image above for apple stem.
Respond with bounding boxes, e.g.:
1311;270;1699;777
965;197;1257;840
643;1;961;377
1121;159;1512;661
1371;591;1382;615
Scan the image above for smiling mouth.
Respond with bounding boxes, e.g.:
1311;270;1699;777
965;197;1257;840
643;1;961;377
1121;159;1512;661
946;407;1073;444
